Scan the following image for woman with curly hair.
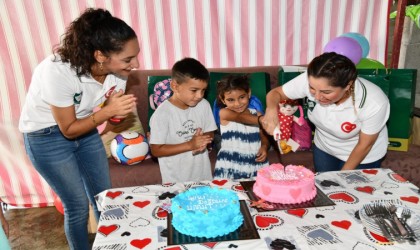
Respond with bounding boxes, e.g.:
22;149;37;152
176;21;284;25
19;8;139;249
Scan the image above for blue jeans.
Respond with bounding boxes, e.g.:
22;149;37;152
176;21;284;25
313;144;382;172
24;126;111;250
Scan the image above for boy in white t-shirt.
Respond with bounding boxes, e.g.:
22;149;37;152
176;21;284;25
149;58;217;183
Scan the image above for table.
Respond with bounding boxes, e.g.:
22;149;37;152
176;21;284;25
92;169;420;249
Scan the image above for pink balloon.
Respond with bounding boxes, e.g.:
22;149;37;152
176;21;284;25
323;37;363;64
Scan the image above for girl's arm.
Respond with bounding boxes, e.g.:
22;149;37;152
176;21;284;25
341;132;379;170
256;119;270;162
219;108;259;126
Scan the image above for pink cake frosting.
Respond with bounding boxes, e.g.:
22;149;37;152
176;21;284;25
253;163;316;204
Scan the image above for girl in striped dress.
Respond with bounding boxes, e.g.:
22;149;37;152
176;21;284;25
214;75;270;180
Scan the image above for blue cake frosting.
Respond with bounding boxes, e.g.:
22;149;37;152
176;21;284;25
171;186;244;238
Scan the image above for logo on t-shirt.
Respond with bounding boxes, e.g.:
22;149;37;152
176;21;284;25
176;120;196;141
341;122;357;133
73;92;82;104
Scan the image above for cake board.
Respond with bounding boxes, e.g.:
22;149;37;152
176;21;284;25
240;180;335;212
167;200;260;245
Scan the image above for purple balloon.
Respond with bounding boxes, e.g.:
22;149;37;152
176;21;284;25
323;37;363;64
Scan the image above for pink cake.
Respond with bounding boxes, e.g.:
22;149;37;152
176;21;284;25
253;164;316;204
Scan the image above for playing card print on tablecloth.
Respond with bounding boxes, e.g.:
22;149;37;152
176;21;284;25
337;171;370;184
102;205;129;220
297;224;342;246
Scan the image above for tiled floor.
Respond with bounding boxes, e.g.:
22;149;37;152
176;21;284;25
4;206;95;249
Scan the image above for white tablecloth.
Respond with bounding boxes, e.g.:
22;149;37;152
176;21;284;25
93;169;420;249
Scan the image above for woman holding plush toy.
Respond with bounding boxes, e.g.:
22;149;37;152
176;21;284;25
262;52;390;172
19;8;139;249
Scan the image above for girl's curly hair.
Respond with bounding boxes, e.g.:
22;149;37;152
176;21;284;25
53;8;137;77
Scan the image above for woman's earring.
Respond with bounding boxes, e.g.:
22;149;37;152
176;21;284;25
99;62;103;71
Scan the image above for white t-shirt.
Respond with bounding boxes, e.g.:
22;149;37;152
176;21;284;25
149;99;217;183
19;55;127;133
282;72;390;163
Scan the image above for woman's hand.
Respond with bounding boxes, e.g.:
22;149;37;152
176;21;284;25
260;107;279;135
104;89;137;118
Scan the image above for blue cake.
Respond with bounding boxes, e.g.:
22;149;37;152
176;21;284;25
171;186;244;238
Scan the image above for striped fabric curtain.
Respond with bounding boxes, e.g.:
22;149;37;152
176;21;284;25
0;0;391;207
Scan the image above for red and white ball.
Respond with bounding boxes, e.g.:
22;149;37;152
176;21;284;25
110;131;149;165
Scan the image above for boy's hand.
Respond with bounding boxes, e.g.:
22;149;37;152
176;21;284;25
191;128;212;155
255;147;268;162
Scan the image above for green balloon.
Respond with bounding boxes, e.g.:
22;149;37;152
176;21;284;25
356;58;385;69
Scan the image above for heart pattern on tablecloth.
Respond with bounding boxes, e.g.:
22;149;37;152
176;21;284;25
400;196;419;204
328;191;358;204
106;191;123;199
131;238;152;249
389;173;407;183
331;220;351;230
362;169;378;175
355;186;375;195
133;200;151;208
254;215;283;230
152;206;168;220
129;217;150;227
132;186;150;193
286;208;308;218
232;184;245;192
212;179;228;186
98;224;120;237
200;242;219;248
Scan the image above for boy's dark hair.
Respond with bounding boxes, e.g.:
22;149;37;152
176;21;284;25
171;58;209;84
216;74;250;108
307;52;357;88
